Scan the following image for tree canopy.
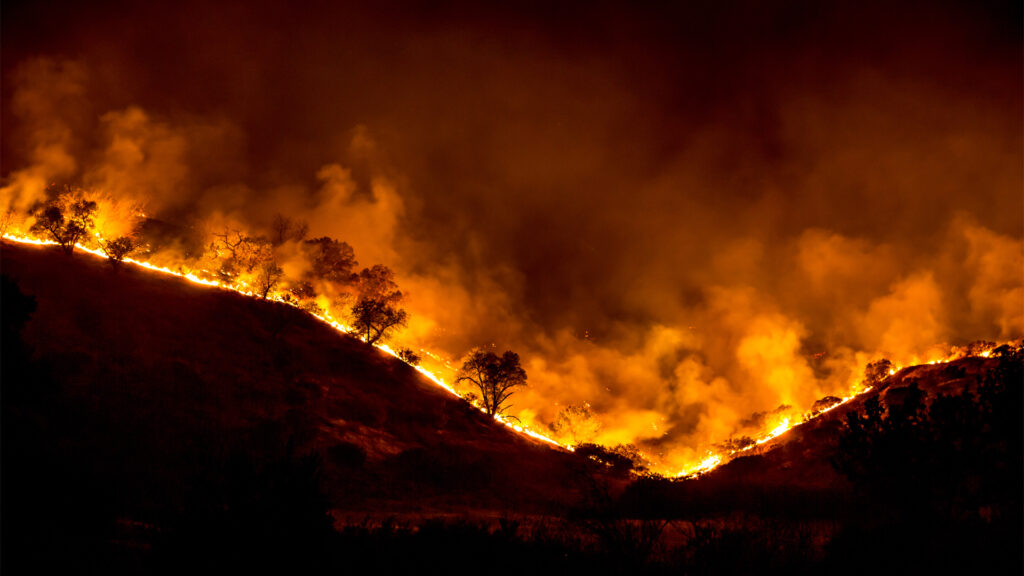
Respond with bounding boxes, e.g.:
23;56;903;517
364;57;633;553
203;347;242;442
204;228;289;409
456;349;527;416
29;188;98;254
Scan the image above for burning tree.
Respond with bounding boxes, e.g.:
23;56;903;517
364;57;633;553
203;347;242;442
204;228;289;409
349;265;407;345
29;187;98;254
553;403;601;445
456;349;527;416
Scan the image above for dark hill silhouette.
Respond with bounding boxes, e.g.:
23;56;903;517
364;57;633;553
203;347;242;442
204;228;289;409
701;355;1010;490
0;241;587;532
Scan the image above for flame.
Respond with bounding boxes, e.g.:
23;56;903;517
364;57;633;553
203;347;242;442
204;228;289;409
2;231;568;450
671;337;1008;478
3;228;1007;475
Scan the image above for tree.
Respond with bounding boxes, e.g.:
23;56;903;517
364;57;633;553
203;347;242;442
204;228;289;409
811;395;843;414
99;236;136;270
553;403;601;445
303;237;357;285
574;443;648;475
456;349;527;416
254;260;285;299
349;265;407;345
210;227;273;277
863;358;894;388
397;347;421;366
29;188;98;254
270;213;308;245
351;297;407;345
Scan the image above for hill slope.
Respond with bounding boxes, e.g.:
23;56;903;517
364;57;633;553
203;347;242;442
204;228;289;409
1;240;584;525
698;354;1009;490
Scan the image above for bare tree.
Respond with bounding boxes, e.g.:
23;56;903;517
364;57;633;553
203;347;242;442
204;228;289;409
271;213;309;245
456;349;527;416
210;227;273;277
29;187;98;254
255;260;285;299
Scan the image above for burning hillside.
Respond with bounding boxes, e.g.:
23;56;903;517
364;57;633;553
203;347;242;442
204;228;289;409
0;239;583;516
2;2;1022;571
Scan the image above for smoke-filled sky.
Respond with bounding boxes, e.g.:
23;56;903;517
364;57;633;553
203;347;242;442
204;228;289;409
3;0;1021;470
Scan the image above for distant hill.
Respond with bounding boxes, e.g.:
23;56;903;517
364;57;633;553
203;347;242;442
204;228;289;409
0;240;587;528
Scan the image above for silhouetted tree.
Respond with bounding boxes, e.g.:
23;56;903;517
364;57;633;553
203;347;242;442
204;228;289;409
303;237;357;285
99;236;136;269
29;188;98;254
456;349;527;416
349;265;407;345
574;443;647;475
210;227;273;276
811;395;842;414
271;213;308;245
255;260;285;299
351;298;407;344
397;347;421;365
863;358;893;388
553;403;601;445
828;354;1023;573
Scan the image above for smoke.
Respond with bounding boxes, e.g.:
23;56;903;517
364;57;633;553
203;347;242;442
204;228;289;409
2;1;1020;471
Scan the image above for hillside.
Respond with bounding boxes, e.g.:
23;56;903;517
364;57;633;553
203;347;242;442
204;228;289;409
3;239;1021;574
701;355;1005;490
0;240;588;528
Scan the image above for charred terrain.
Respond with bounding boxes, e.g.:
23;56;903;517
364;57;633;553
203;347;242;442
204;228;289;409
2;240;1021;574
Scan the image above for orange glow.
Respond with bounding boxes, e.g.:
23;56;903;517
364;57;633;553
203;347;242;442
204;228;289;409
2;231;569;450
2;228;1011;476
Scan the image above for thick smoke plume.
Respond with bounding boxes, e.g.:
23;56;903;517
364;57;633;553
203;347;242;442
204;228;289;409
3;1;1020;471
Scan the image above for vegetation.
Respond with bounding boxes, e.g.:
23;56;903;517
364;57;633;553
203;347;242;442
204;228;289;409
397;347;421;365
270;213;309;245
303;236;357;285
210;227;274;277
575;443;647;475
826;346;1023;573
456;349;527;416
99;236;136;269
29;186;98;254
254;260;285;299
349;265;407;345
862;358;893;388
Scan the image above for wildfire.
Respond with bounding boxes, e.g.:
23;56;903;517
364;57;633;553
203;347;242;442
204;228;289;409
2;229;1008;476
673;338;1006;478
2;231;568;450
